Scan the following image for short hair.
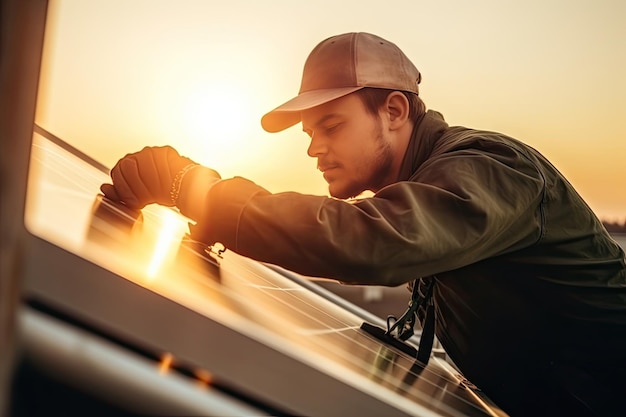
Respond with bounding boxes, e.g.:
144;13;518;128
354;88;425;123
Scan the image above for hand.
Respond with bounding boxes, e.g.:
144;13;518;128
100;145;196;209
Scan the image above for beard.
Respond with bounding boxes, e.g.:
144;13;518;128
329;122;395;200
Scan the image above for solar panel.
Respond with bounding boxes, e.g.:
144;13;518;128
18;126;507;416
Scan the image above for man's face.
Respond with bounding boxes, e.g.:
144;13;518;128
301;93;395;199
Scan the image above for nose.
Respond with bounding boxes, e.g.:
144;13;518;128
306;132;327;158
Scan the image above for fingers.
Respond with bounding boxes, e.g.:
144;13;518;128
102;146;193;209
100;183;120;201
133;148;167;201
109;157;154;208
151;146;174;197
134;146;188;205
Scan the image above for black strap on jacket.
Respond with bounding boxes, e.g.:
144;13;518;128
385;277;436;365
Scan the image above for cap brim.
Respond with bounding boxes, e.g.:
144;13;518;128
261;86;363;133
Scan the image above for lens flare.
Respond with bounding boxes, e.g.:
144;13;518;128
146;207;188;279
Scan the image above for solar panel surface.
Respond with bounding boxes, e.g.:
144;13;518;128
21;128;507;416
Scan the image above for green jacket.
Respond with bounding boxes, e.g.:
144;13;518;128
189;110;626;413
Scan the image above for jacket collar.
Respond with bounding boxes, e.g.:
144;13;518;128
397;110;449;181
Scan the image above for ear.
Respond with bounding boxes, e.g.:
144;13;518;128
382;91;410;130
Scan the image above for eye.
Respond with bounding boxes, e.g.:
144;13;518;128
323;123;341;135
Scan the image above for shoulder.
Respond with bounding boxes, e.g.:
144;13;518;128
435;127;546;169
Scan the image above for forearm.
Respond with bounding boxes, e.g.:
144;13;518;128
181;150;546;285
189;178;543;286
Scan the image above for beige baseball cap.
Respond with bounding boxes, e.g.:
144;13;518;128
261;32;421;133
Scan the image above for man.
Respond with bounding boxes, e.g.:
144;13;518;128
101;32;626;416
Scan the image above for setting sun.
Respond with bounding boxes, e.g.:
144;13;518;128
35;0;625;221
175;79;258;167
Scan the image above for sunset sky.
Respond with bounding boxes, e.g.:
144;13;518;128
35;0;625;221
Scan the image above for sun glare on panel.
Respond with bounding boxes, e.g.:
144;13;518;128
158;353;174;375
145;206;189;279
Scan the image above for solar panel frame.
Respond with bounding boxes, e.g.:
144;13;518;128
19;129;506;416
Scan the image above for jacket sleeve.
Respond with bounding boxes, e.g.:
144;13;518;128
190;141;546;286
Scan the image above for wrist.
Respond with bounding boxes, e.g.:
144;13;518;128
170;163;199;206
176;165;221;221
